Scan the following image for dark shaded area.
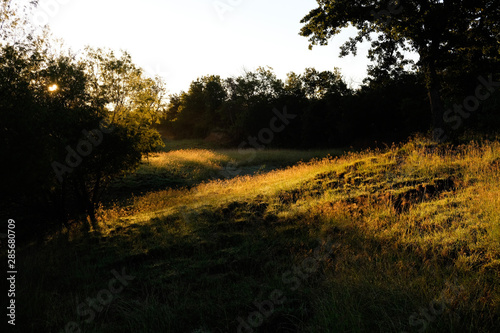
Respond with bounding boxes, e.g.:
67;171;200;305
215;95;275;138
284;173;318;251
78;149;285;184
15;181;500;332
161;68;499;150
0;44;164;236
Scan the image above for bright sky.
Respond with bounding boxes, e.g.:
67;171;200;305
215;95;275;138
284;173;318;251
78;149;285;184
31;0;373;94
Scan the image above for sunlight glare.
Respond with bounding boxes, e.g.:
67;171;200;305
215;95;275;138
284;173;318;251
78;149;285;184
48;84;59;92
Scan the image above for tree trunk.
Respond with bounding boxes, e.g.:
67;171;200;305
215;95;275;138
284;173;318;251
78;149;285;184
87;208;99;231
89;172;104;231
74;174;100;232
85;182;99;231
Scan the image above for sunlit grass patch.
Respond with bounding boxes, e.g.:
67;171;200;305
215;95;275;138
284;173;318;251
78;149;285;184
143;149;231;179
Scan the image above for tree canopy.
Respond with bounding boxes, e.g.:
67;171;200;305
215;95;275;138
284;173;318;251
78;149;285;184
1;36;166;231
300;0;500;140
160;66;431;148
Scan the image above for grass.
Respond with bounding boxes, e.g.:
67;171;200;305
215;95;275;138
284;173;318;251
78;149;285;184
105;146;343;201
8;136;500;332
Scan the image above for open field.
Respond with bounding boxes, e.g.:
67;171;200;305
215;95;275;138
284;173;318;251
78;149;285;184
10;137;500;332
106;141;344;199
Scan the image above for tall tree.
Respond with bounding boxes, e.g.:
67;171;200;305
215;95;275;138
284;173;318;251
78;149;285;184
83;48;166;153
300;0;500;140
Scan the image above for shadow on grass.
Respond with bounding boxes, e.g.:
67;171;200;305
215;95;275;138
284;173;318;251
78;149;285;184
14;194;499;333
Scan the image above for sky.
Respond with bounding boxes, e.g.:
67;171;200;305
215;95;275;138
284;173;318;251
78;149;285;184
30;0;374;95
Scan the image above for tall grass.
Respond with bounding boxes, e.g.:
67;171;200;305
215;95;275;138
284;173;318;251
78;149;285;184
9;137;500;332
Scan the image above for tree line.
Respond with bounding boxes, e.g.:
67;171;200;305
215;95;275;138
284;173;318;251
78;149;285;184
161;65;499;148
162;67;429;148
163;0;500;146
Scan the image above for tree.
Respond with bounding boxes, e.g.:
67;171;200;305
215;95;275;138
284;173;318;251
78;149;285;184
223;67;285;137
164;75;227;138
83;48;166;154
0;43;53;226
300;0;500;140
164;68;287;141
0;41;101;229
284;71;305;99
297;68;350;147
1;39;166;232
301;67;350;100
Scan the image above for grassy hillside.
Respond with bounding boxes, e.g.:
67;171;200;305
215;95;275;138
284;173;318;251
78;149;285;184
12;137;500;332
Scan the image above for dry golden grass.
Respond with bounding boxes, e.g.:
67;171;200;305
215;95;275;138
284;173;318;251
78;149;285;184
46;136;498;332
101;139;500;233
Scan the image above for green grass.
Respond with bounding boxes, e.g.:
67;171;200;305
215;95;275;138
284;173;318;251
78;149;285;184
105;147;343;202
8;136;500;332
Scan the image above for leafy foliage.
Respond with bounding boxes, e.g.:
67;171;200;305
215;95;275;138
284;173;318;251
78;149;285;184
0;39;166;231
300;0;500;136
163;66;429;148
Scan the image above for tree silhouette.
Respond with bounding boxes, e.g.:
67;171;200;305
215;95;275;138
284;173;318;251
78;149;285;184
300;0;500;140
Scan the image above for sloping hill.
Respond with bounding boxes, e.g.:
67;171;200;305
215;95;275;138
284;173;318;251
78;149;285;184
14;137;500;332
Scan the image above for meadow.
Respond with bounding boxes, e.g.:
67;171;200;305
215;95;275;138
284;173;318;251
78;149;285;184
12;136;500;332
